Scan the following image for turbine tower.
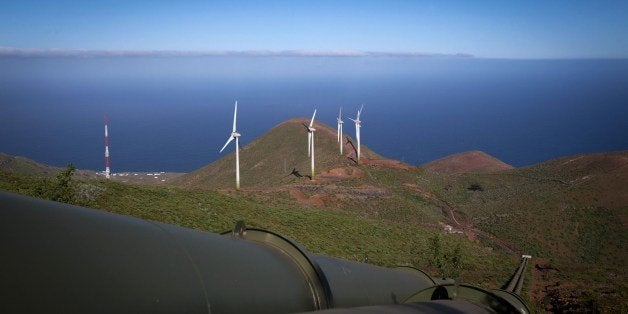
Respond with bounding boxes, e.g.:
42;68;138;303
219;101;241;189
337;107;344;155
349;105;363;163
306;109;317;179
104;115;111;179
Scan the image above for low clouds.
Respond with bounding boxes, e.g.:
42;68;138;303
0;47;473;58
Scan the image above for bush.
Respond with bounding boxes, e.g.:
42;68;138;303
467;184;484;191
51;163;76;203
428;234;464;279
30;163;77;204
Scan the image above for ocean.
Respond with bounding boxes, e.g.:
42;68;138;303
1;57;627;172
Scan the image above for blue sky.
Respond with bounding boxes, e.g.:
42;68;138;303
1;0;627;58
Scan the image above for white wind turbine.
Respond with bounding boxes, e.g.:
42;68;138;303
306;109;317;179
349;105;363;163
219;101;241;189
337;107;344;155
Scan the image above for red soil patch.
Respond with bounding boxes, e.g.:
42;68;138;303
315;166;364;183
361;157;416;170
422;150;513;174
530;258;558;306
289;189;326;206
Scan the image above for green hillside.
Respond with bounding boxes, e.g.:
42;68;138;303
0;152;60;176
0;169;516;290
0;152;95;179
174;118;382;189
437;151;628;311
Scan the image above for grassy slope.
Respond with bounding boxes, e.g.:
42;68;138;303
0;170;516;290
0;152;60;176
238;165;444;227
437;151;628;311
0;152;95;179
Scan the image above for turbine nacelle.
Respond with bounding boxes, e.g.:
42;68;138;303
232;132;241;138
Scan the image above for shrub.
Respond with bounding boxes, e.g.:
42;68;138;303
467;184;484;191
428;234;464;279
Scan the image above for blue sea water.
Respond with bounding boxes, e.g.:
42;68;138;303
0;57;627;172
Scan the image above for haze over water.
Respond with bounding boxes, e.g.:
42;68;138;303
1;56;627;172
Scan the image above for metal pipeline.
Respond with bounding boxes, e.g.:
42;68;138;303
0;191;433;313
0;191;530;313
504;255;531;295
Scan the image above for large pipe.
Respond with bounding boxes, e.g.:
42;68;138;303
504;256;530;295
0;191;530;313
0;191;434;313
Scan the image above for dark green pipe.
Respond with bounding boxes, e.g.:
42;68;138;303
0;191;433;313
514;259;528;295
504;257;529;294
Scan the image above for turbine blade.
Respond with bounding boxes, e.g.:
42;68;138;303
339;107;342;119
348;118;356;123
232;101;238;132
309;109;317;127
358;104;364;119
219;136;234;153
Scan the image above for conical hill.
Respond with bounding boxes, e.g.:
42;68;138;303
421;150;513;174
174;118;381;189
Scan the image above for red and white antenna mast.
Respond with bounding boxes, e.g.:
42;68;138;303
104;115;111;179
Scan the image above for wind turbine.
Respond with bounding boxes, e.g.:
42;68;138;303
337;107;344;155
306;109;317;179
219;101;241;189
349;105;363;163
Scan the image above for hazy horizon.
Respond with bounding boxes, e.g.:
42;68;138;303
2;1;627;59
1;57;626;172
